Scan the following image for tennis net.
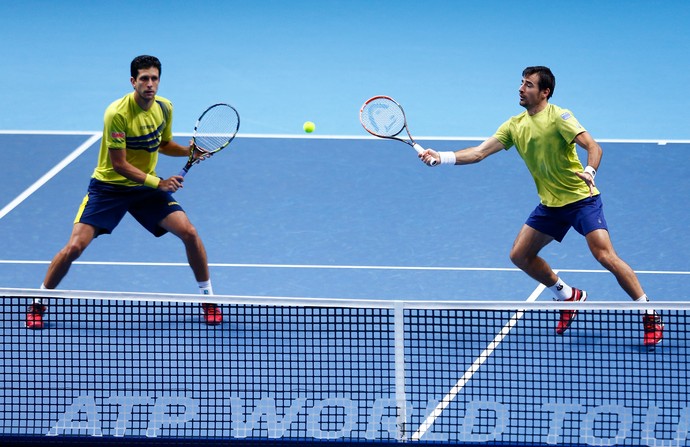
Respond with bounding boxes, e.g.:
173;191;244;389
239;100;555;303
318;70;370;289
1;287;687;446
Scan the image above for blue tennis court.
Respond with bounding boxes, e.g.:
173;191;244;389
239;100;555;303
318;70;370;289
2;133;688;300
1;132;689;446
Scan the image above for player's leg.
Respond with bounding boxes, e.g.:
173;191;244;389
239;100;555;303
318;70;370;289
509;224;558;286
585;229;642;297
510;224;587;335
585;229;663;346
132;188;221;326
159;210;221;325
160;210;210;282
45;179;129;287
43;223;98;289
27;223;98;329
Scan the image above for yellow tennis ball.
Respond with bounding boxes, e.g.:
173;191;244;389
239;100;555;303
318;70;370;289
303;121;315;133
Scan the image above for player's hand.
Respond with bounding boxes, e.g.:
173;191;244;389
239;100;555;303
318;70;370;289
159;175;185;192
575;171;596;196
191;144;212;162
419;148;440;167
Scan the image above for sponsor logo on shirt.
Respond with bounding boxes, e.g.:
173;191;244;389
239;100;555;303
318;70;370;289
111;131;125;139
561;112;572;120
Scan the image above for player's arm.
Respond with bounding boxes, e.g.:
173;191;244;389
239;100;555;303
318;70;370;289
159;140;192;157
573;131;602;195
160;139;211;162
109;148;183;192
420;137;505;166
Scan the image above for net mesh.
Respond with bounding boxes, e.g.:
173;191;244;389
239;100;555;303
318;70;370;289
1;289;686;446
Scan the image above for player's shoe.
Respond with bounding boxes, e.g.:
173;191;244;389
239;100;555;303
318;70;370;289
201;303;222;325
556;288;587;335
26;303;47;330
643;314;664;347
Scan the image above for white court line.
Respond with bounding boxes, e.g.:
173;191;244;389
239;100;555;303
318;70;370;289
410;279;548;441
0;260;688;276
0;133;101;220
2;130;689;144
0;130;101;135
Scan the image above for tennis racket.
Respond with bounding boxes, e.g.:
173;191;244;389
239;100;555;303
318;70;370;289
179;103;240;177
359;95;436;166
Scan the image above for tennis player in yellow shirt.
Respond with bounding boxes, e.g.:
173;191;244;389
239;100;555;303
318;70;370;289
26;55;222;329
420;66;663;347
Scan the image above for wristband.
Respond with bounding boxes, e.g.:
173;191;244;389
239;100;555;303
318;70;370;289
584;165;596;179
144;174;160;189
439;151;456;165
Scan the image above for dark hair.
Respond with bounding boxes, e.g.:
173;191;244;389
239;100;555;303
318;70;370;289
522;66;555;99
130;55;161;79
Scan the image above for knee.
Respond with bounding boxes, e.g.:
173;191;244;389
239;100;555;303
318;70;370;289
177;224;201;245
509;246;529;269
589;243;619;268
62;241;87;262
593;249;618;270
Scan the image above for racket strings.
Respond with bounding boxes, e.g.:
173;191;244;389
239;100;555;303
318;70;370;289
193;106;239;153
360;98;406;137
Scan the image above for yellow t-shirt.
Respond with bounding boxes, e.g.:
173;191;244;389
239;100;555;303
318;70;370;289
92;93;174;186
493;103;599;207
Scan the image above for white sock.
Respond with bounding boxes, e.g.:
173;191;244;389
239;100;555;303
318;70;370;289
198;279;213;296
635;294;655;316
549;277;573;301
34;283;47;305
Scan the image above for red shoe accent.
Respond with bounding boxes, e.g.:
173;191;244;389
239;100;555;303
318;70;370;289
201;303;223;325
26;303;46;330
556;289;587;335
643;314;664;347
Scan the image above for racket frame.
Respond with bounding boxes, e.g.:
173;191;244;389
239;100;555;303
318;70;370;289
359;95;434;165
179;103;240;176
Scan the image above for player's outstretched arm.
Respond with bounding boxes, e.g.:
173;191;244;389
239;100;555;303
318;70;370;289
421;137;505;166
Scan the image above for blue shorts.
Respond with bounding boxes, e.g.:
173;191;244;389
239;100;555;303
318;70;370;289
75;178;184;237
525;195;608;242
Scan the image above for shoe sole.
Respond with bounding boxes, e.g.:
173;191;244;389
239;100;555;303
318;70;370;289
645;339;662;351
556;318;574;335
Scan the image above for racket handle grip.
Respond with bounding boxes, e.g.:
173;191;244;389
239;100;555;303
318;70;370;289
178;168;188;177
413;143;438;166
